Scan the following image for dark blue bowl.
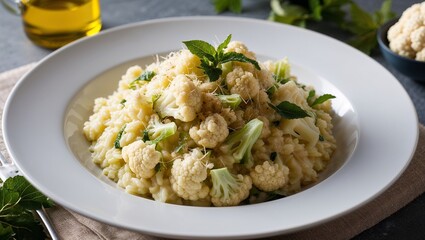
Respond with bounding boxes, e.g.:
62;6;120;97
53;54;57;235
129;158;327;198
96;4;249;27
377;18;425;81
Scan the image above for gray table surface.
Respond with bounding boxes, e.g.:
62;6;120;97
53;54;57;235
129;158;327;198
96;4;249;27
1;0;424;239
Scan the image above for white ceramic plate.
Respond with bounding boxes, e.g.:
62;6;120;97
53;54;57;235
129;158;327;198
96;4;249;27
3;17;418;239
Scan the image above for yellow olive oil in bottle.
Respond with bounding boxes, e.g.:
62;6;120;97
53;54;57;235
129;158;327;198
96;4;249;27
20;0;102;49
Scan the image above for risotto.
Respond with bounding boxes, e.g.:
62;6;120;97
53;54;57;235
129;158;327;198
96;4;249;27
83;35;336;206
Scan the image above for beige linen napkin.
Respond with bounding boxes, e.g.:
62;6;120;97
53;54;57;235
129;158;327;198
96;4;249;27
1;63;425;240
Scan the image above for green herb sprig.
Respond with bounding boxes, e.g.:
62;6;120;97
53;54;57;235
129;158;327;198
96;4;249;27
129;71;156;90
307;90;336;107
268;101;310;119
0;176;54;240
341;0;395;54
183;34;260;81
114;125;126;149
213;0;396;55
213;0;242;13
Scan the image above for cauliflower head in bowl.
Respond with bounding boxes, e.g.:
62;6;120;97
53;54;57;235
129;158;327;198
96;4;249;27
83;35;336;207
387;1;425;61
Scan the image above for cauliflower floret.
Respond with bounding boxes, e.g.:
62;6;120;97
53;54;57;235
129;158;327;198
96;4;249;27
246;91;276;120
243;103;260;120
219;118;263;168
150;169;182;204
266;126;285;153
221;108;238;126
200;92;223;116
389;34;416;59
124;90;154;125
252;139;270;164
198;81;220;93
83;99;110;141
118;120;144;148
416;48;425;61
189;113;229;148
217;94;242;109
117;164;151;196
226;66;260;101
411;26;425;52
144;114;177;144
387;2;425;61
387;22;402;42
119;65;143;90
399;2;421;23
269;58;291;80
272;80;309;109
281;117;320;147
197;93;239;126
174;49;204;76
154;74;202;122
170;148;213;201
122;141;161;179
225;41;256;60
250;160;289;192
257;116;271;138
255;64;275;90
155;50;204;78
145;74;172;100
210;167;252;206
403;14;423;34
144;62;160;73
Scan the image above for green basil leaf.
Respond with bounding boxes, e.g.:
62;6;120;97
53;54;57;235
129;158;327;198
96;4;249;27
347;30;377;55
217;34;232;53
221;52;260;70
183;40;216;62
3;176;53;210
323;0;350;5
266;84;278;97
114;125;126;149
343;2;377;34
374;0;395;25
309;0;323;21
184;35;259;81
321;0;350;23
229;0;242;13
213;0;242;13
129;71;155;89
120;99;127;107
200;60;222;81
269;0;309;27
268;101;310;119
139;71;156;81
321;7;346;23
142;130;150;142
273;75;290;85
311;94;336;107
307;90;315;105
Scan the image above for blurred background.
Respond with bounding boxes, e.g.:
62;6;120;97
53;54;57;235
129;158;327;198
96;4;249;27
0;0;417;70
